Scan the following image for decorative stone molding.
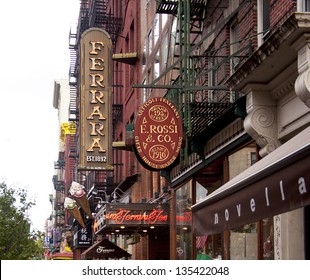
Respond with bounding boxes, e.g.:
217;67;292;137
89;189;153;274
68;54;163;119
294;41;310;108
244;89;281;157
226;13;310;90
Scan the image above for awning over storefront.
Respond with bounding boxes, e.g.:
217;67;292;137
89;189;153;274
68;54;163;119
81;239;131;259
192;126;310;236
47;252;73;260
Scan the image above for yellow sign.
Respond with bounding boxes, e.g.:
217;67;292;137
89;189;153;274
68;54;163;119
60;122;76;142
79;28;113;171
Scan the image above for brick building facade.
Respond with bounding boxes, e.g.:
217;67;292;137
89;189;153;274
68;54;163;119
54;0;310;260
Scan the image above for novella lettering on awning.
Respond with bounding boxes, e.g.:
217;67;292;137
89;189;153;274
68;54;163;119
192;150;310;236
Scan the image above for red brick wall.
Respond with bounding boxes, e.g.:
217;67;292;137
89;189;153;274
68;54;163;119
270;0;296;28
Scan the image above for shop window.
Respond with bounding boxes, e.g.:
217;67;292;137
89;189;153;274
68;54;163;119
205;234;222;259
262;217;274;260
230;223;258;259
175;181;192;260
227;143;273;259
195;181;208;204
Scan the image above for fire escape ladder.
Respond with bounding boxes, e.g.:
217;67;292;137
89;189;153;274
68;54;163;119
67;134;78;184
88;0;122;46
68;43;78;122
77;0;90;40
157;0;206;165
153;1;253;168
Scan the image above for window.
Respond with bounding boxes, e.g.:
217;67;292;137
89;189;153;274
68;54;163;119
154;14;160;46
142;79;147;103
257;0;270;46
305;0;310;11
161;34;168;71
154;50;160;80
262;217;274;260
175;181;192;260
207;50;216;102
162;14;168;30
230;20;240;73
230;223;258;259
262;0;270;35
147;68;152;97
142;39;147;73
249;151;257;166
297;0;310;11
148;30;153;55
195;181;208;204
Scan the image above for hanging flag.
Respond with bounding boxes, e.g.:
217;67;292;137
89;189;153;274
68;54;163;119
196;235;208;248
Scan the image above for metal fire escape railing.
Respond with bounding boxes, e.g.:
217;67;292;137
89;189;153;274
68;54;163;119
149;0;253;170
89;0;122;46
67;1;124;193
69;0;123;126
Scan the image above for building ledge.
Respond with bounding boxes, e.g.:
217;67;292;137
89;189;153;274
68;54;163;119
112;52;138;65
226;12;310;91
112;141;133;151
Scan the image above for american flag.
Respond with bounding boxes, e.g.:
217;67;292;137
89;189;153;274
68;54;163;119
196;235;208;248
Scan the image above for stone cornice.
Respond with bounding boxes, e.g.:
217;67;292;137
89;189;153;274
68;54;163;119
226;13;310;89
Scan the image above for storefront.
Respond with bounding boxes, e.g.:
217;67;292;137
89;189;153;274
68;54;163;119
192;126;310;259
93;202;170;259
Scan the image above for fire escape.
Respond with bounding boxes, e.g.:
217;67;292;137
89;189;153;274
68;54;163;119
154;0;252;172
52;154;65;228
51;151;66;250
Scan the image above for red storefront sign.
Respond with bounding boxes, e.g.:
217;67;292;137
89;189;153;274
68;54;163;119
106;209;168;224
94;203;169;234
134;97;183;170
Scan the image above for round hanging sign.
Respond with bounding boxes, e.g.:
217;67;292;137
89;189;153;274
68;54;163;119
134;97;183;170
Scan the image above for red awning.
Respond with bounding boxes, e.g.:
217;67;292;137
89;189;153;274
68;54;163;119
47;252;73;260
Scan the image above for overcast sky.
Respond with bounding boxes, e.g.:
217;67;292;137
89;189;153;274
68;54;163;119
0;0;80;231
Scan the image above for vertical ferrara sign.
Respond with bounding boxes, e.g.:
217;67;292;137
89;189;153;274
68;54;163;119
79;28;113;171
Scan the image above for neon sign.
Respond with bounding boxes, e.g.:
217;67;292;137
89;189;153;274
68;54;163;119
106;209;168;224
94;203;170;234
